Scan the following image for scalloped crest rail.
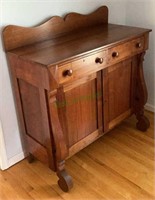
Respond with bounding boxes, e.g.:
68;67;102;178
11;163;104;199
3;6;151;192
3;6;108;51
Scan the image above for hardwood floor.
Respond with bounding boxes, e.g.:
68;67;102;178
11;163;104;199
0;111;154;200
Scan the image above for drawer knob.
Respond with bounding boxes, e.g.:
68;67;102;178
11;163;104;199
63;69;73;77
112;52;119;58
95;57;104;64
136;43;142;48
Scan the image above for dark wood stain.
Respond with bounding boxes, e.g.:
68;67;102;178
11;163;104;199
3;6;151;192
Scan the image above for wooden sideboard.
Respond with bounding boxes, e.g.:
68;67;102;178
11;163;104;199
3;6;151;192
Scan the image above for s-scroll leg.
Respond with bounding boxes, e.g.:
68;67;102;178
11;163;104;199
134;52;150;132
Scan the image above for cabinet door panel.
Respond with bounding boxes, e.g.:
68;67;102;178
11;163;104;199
108;60;132;121
106;59;134;129
56;72;102;148
65;79;97;146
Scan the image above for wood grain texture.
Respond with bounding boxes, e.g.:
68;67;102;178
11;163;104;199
3;6;151;192
134;52;150;131
8;54;51;89
68;130;100;158
18;79;44;144
61;75;98;147
48;91;68;162
108;59;132;122
26;135;49;165
3;6;108;51
109;109;132;129
102;68;109;132
11;64;56;170
5;26;150;66
0;111;154;199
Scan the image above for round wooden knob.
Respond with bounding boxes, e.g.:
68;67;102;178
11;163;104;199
63;69;73;77
95;57;104;64
112;52;119;58
136;43;142;48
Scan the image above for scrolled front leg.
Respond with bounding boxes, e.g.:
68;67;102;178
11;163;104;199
134;52;150;132
49;90;73;191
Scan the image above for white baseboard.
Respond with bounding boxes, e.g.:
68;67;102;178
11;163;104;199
7;151;26;169
0;121;26;170
1;149;27;170
145;103;155;113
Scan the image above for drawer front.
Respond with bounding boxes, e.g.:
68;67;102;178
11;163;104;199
58;50;107;84
107;37;145;65
58;37;144;84
58;63;73;84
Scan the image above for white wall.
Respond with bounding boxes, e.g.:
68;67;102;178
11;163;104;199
0;0;126;168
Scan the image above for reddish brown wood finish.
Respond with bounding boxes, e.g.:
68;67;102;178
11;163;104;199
134;52;150;131
3;6;108;51
62;76;98;147
3;6;151;192
108;59;132;122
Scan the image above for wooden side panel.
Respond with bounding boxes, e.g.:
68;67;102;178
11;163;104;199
10;54;57;91
8;54;56;170
108;59;132;122
26;135;48;165
18;79;45;145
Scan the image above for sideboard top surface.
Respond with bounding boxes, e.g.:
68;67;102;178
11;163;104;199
3;6;151;66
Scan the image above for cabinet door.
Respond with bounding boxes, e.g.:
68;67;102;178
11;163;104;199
103;58;136;131
56;72;103;156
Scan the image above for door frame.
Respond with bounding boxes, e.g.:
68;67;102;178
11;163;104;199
0;120;8;170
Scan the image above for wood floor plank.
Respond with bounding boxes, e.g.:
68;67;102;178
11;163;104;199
0;173;30;200
103;135;154;170
67;158;125;200
27;159;106;200
71;151;154;200
0;111;154;199
0;171;34;200
7;161;63;200
106;127;154;160
84;139;155;195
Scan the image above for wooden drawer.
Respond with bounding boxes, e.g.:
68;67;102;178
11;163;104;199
58;37;144;84
58;50;107;84
107;37;145;65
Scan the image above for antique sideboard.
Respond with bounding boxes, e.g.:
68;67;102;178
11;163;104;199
3;6;151;192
